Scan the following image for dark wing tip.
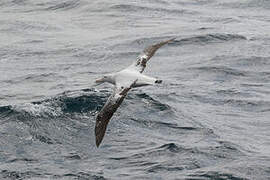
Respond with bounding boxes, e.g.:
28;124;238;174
95;114;108;148
95;127;104;148
158;37;176;46
96;136;102;147
96;139;101;147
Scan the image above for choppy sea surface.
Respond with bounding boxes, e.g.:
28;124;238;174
1;0;270;179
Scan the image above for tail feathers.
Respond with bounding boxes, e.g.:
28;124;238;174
155;79;162;84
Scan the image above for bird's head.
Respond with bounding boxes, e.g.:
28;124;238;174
95;74;114;85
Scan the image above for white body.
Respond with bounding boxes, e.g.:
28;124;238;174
115;68;157;87
96;66;160;88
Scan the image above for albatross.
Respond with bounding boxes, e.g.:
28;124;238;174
95;38;175;147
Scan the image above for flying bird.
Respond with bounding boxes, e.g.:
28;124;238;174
95;38;175;147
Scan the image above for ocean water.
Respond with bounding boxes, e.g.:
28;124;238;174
1;0;270;179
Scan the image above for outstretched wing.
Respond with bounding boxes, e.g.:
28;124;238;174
130;38;175;73
95;80;137;147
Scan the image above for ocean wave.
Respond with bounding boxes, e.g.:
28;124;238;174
110;4;198;16
0;88;172;119
0;105;14;119
0;20;60;35
130;118;200;132
0;170;43;180
3;73;65;85
44;0;81;11
0;105;13;114
191;93;270;112
173;33;247;46
108;141;245;174
224;99;270;112
190;66;248;79
0;90;102;145
189;56;270;84
0;0;84;14
0;91;102;119
132;93;172;111
233;56;270;68
220;0;270;10
187;171;247;180
12;102;63;118
174;0;215;6
53;173;106;180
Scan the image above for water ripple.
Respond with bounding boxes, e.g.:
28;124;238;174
173;33;247;46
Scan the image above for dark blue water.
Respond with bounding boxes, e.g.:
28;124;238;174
1;0;270;179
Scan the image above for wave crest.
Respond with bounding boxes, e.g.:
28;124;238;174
0;88;107;119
